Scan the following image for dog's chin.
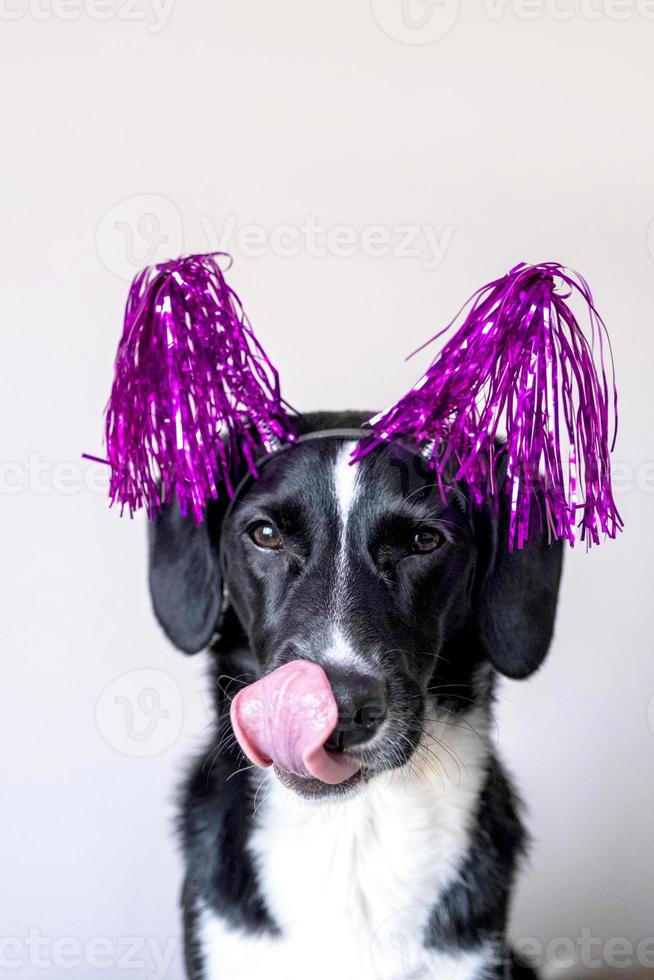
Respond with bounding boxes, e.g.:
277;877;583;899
272;764;367;801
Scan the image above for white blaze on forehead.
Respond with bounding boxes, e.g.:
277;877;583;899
325;442;365;669
333;441;360;532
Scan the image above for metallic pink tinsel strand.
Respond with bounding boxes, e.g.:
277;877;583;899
104;253;295;522
354;262;622;550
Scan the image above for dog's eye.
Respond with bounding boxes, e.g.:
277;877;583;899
249;521;283;550
412;528;443;554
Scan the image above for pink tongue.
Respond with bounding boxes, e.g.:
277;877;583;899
230;661;361;785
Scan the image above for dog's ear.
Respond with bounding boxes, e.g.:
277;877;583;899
148;500;223;654
473;488;564;679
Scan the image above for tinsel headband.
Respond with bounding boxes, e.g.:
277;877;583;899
88;254;622;549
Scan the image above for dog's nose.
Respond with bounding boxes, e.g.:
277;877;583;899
323;669;387;752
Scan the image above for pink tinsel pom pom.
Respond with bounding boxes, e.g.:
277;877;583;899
354;262;622;550
102;253;295;522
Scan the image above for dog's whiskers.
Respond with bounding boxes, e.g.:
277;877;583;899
251;772;272;819
226;762;259;783
418;725;465;785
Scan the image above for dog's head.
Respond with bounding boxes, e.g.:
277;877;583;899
149;411;563;798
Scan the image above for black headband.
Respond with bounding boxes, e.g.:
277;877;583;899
221;427;367;528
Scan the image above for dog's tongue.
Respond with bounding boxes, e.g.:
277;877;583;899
230;661;361;785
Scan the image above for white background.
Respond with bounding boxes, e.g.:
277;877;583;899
1;1;653;978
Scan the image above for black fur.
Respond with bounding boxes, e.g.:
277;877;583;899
147;411;563;978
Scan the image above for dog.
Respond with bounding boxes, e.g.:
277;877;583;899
148;410;563;980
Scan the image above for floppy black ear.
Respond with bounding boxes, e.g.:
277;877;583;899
148;500;223;654
474;491;564;679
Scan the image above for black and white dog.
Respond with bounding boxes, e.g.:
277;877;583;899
148;411;563;980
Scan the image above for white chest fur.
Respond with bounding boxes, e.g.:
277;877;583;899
200;710;495;980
